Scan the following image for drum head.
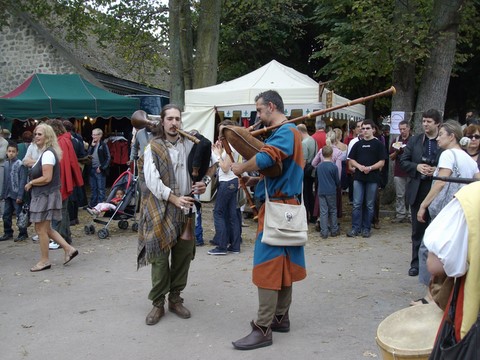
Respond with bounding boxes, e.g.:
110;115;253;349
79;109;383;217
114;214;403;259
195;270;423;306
376;304;443;357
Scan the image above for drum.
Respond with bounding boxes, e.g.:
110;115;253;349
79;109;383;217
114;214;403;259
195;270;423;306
376;304;443;360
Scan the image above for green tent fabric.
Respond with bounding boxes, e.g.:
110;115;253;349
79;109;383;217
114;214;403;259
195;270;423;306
0;73;140;120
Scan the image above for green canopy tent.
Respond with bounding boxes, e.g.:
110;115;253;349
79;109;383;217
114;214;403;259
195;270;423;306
0;73;140;129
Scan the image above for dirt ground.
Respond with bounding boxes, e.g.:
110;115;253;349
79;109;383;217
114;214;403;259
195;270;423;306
0;196;431;360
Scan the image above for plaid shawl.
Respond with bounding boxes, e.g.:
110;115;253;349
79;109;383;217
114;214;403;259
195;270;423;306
137;138;185;269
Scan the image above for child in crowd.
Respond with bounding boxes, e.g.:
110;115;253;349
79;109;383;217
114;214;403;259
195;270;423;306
0;142;29;242
316;145;340;239
87;189;125;216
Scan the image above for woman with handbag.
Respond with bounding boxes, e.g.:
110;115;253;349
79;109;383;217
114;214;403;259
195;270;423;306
424;181;480;359
411;120;479;305
417;121;479;221
25;124;78;272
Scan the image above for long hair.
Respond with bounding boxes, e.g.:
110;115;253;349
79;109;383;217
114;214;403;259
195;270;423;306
35;123;63;160
45;119;67;136
326;130;336;146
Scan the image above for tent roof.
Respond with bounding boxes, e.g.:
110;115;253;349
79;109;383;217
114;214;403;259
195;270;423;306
0;73;139;120
185;60;320;108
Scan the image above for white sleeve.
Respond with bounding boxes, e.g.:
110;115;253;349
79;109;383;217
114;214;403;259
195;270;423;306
210;148;218;165
424;198;469;277
143;145;172;201
347;138;356;158
41;150;56;165
23;144;34;166
25;144;34;158
436;150;454;171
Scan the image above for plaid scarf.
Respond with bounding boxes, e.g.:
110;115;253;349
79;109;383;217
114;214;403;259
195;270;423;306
137;138;185;269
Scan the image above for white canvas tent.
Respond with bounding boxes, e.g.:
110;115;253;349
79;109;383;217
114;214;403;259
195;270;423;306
182;60;365;200
183;60;365;141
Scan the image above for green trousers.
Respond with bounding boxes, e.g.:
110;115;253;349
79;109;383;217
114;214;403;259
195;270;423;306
148;238;195;306
257;286;292;327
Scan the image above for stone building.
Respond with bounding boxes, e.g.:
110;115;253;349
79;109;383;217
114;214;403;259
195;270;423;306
0;12;169;97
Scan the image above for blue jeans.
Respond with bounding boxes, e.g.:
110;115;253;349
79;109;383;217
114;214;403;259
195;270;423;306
212;178;241;251
90;168;106;207
194;197;204;244
3;198;28;236
319;194;338;236
351;180;378;233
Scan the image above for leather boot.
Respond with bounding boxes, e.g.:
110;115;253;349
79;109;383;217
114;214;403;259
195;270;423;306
232;321;272;350
271;311;290;333
168;299;191;319
145;305;165;325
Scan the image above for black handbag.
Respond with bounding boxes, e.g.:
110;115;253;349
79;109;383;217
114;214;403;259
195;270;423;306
429;278;480;359
17;203;30;229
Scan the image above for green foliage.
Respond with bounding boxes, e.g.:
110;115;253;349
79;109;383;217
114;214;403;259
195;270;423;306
311;0;433;96
218;0;312;82
452;1;480;75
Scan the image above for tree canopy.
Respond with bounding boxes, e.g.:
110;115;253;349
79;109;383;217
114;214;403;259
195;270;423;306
2;0;480;122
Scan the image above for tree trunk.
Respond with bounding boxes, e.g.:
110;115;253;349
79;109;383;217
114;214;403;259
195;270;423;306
169;0;185;106
193;0;222;89
391;0;417;123
180;0;193;92
382;0;418;204
413;0;465;132
169;0;222;106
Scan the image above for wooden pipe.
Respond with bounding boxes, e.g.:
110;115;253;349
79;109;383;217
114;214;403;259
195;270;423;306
179;213;195;241
131;110;200;144
250;86;396;137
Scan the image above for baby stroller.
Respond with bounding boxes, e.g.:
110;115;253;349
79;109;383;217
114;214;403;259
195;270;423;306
84;169;138;239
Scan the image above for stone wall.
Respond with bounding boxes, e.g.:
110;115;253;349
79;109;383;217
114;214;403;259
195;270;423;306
0;16;77;94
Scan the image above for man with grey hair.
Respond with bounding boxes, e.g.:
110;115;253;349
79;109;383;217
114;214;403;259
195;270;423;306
312;117;327;150
88;128;111;207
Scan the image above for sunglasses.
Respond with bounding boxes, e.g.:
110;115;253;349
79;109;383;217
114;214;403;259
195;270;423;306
34;132;43;136
466;135;480;140
361;127;372;130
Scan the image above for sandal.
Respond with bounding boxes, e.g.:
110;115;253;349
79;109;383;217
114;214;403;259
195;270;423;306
64;249;79;265
30;262;52;272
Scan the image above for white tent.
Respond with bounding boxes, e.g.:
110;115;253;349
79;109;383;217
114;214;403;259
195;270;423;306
183;60;365;140
182;60;365;200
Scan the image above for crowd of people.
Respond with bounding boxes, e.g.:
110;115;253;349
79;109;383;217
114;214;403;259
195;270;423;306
0;119;118;267
1;99;479;352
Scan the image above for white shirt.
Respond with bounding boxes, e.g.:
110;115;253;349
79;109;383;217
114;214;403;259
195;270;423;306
218;149;239;182
347;136;360;159
33;150;56;167
143;138;194;201
23;143;42;166
434;148;479;178
424;198;469;277
143;138;215;201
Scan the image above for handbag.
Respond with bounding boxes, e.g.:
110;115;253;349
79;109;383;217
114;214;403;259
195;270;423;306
304;162;316;178
430;278;480;359
428;150;462;219
17;203;30;229
261;181;308;246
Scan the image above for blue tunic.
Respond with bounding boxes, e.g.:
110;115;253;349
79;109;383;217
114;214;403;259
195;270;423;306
252;123;307;290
